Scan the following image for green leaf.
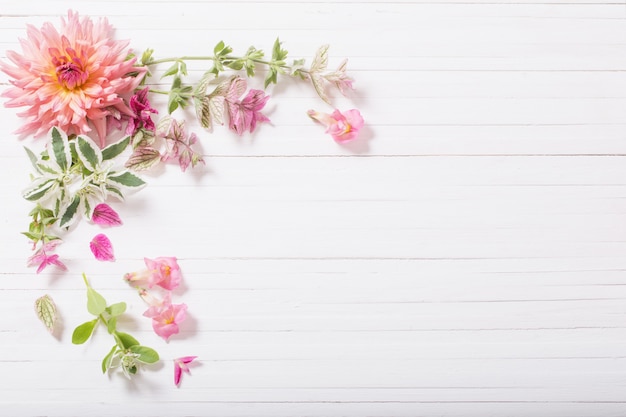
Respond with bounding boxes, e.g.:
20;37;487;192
72;319;97;344
106;302;127;317
108;171;146;188
102;136;130;161
105;185;125;201
58;194;81;228
214;40;225;55
75;135;103;172
162;61;180;78
264;67;278;89
50;127;70;172
24;147;42;173
35;294;57;334
102;345;118;373
107;316;117;334
115;331;139;349
23;178;56;202
271;37;288;62
86;286;107;316
130;345;160;364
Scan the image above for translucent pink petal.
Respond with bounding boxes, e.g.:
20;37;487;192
174;356;197;386
90;233;115;261
91;203;123;227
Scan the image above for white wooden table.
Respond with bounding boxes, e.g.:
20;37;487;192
1;1;625;416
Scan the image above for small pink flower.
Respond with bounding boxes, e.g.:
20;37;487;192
91;203;122;227
126;87;158;136
174;356;197;387
27;240;67;274
143;294;187;341
226;80;271;135
124;270;158;289
308;109;364;142
144;256;182;291
90;233;115;262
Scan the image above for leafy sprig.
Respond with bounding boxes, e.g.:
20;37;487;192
72;273;159;378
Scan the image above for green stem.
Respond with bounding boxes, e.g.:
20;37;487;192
147;55;296;72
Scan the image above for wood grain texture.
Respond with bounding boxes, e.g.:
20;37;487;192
0;1;625;416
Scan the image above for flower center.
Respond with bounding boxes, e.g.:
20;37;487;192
52;54;88;90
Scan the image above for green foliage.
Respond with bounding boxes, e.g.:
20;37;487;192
34;294;57;333
72;274;159;378
265;38;288;88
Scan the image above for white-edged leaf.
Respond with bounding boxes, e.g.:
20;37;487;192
102;136;130;161
23;178;57;202
48;127;71;172
58;194;81;228
75;135;103;172
209;96;225;126
35;294;57;334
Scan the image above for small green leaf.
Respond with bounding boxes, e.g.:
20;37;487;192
130;345;160;364
214;40;225;55
271;37;288;62
108;171;146;188
102;136;130;161
72;319;98;344
23;178;56;202
35;294;57;334
24;147;42;173
106;302;127;318
86;287;107;316
50;127;70;172
76;135;103;171
115;331;139;349
162;61;180;78
58;194;81;228
107;316;117;334
102;345;118;373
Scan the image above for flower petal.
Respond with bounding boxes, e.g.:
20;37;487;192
90;233;115;261
91;203;123;227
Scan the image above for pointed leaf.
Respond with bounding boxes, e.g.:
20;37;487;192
87;285;108;315
35;294;57;334
311;44;329;73
311;73;330;105
226;77;247;103
102;345;118;373
108;171;146;188
209;96;225;126
24;147;42;173
124;147;162;171
90;233;115;262
115;331;140;349
106;302;127;318
102;136;130;161
58;194;81;228
130;345;160;364
75;135;103;172
23;178;57;202
49;127;71;172
195;96;212;129
72;319;98;344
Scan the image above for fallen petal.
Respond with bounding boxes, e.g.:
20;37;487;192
90;234;115;262
91;203;123;227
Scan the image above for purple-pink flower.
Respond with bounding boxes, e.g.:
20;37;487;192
126;87;158;136
0;10;146;146
27;240;67;274
89;233;115;262
307;108;364;142
174;356;197;387
143;294;187;341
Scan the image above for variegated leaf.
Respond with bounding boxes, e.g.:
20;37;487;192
35;294;57;334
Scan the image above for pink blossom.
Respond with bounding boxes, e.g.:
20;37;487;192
144;256;182;291
307;109;364;142
0;10;146;146
143;294;187;341
174;356;197;387
90;233;115;262
126;87;158;136
227;88;271;135
27;240;67;274
91;203;122;227
124;270;159;289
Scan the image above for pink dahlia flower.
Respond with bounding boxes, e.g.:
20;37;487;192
1;10;147;146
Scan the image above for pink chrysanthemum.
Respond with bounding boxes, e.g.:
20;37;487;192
1;10;146;146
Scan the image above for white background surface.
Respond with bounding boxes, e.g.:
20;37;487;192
1;1;626;416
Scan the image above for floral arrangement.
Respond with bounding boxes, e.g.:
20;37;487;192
2;10;363;386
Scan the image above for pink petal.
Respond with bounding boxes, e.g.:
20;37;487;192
90;233;115;261
174;363;183;386
174;356;197;387
91;203;123;227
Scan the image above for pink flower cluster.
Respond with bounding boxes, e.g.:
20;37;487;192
124;257;187;341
